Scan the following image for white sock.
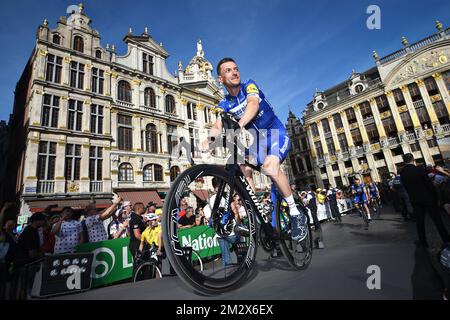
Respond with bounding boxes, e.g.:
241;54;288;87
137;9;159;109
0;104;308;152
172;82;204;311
284;195;300;216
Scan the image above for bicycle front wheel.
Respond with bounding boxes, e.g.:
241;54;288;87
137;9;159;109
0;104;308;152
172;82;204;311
133;262;162;282
162;164;258;295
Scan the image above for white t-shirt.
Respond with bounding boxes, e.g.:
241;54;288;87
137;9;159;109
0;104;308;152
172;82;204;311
84;215;108;242
53;220;82;254
203;194;226;220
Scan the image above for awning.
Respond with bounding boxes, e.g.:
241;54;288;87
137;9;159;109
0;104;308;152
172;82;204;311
192;190;209;201
116;190;163;207
27;198;112;213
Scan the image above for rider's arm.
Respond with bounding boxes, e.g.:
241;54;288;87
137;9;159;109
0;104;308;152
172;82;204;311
238;96;259;129
208;116;223;140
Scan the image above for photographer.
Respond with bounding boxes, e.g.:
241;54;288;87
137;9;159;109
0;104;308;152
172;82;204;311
52;207;82;254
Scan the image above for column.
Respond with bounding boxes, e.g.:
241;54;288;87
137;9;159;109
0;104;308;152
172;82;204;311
58;96;68;129
433;73;450;115
105;70;112;97
30;90;44;126
36;49;47;80
365;154;380;181
353;104;369;144
159;88;166;113
382;149;397;174
55;141;67;193
103;146;112;193
132;79;141;108
350;158;361;175
159;120;168;154
305;125;317;159
400;85;421;129
337;161;349;185
85;64;93;92
325;165;336;187
110;72;118;100
133;115;142;151
62;56;71;86
339;111;354;148
418;140;434;165
316;120;329;156
22;139;39;194
82;100;91;133
104;104;111;136
111;111;118;149
385;91;405;133
416;79;440;128
80;143;90;193
368;98;387;139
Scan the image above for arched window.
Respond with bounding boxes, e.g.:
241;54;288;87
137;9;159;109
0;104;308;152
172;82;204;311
53;34;61;45
145;124;158;153
118;163;133;181
73;36;84;53
95;50;102;59
143;164;164;182
144;88;156;108
165;95;176;114
170;166;180;182
118;80;132;103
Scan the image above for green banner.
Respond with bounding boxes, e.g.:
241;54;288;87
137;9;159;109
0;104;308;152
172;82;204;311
178;226;221;259
76;237;133;288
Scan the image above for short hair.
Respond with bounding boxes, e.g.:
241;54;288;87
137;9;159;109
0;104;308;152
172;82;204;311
216;57;235;75
62;206;74;215
403;153;414;164
133;202;145;211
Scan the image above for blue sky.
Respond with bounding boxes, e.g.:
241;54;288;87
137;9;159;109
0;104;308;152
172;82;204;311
1;0;449;123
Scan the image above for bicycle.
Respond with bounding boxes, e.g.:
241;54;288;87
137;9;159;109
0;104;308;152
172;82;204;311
132;246;162;282
162;111;313;295
353;201;370;230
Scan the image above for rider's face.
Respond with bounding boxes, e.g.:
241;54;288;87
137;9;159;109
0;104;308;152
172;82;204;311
218;61;240;89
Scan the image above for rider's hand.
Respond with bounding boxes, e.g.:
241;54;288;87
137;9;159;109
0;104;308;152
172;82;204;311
156;249;162;256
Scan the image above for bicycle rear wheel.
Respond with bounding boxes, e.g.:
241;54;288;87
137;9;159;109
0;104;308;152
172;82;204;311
162;164;258;295
133;262;162;282
276;204;313;270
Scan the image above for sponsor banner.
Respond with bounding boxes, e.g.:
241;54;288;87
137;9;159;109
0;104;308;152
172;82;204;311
178;226;221;259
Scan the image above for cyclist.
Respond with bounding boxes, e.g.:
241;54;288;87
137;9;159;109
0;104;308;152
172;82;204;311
201;57;307;242
352;177;372;223
138;213;163;257
367;179;381;213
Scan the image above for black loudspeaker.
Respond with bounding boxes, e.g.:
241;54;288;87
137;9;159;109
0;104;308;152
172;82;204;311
30;252;93;298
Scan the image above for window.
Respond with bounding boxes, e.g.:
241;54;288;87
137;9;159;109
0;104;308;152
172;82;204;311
91;68;104;94
167;125;177;155
170;166;180;182
90;104;103;134
375;95;389;112
338;133;348;152
443;70;450;91
310;123;319;137
428;138;438;148
52;34;61;45
204;107;211;123
119;163;133;181
144;88;156;108
317;102;324;109
45;54;62;83
321;119;330;133
393;89;405;106
314;141;324;159
37;141;56;180
41;94;59;128
355;84;364;93
68;100;83;131
301;137;308;150
345;108;357;123
145;124;158;153
382;117;397;136
351;128;362;146
187;102;197;120
165;95;176;114
366;123;379;143
65;144;81;181
400;111;413;129
408;82;421;100
415;107;430;125
332;164;339;171
89;146;103;181
359;101;372;117
118;114;133;150
95;50;102;59
142;53;154;75
70;61;84;89
433;101;449;124
424;77;438;95
143;164;163;182
410;141;421;152
333;114;343;129
325;137;335;155
190;128;200;158
73;36;84;53
305;156;312;171
118;81;132;103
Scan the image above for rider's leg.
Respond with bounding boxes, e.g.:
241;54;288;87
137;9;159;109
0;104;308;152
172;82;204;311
239;164;255;191
364;203;372;220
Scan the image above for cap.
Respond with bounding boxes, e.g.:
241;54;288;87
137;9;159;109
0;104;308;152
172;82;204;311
144;213;158;221
316;188;322;192
155;208;163;215
30;212;47;223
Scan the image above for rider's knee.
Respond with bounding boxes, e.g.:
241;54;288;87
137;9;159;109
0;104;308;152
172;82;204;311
262;156;280;177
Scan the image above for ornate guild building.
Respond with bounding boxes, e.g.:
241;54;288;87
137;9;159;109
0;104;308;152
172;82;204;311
301;22;450;187
6;4;271;213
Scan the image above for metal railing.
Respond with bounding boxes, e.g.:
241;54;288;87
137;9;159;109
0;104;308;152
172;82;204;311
406;132;416;141
37;180;55;193
90;181;103;193
441;123;450;133
388;136;399;147
413;99;425;108
116;100;134;108
363;115;375;125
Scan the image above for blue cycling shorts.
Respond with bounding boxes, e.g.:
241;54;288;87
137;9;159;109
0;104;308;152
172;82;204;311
246;118;291;166
353;194;367;204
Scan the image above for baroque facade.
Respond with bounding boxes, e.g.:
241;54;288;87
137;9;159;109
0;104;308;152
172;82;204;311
302;22;450;188
8;4;272;213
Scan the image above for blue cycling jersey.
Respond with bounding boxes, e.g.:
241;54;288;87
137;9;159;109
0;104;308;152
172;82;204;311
352;183;366;195
217;79;290;166
368;183;378;195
